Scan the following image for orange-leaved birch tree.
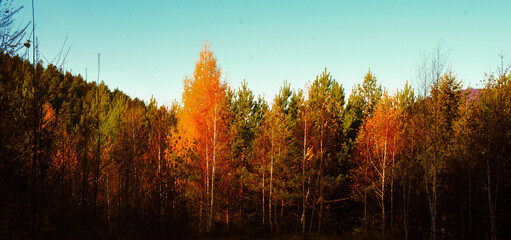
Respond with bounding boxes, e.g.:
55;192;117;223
355;92;401;232
179;42;230;233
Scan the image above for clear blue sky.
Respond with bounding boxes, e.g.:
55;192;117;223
15;0;511;106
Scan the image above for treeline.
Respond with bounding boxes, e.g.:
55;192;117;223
0;43;510;239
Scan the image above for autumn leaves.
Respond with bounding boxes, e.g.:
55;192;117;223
176;42;511;239
176;43;348;233
179;42;230;232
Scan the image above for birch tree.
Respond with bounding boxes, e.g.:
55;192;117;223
179;42;230;233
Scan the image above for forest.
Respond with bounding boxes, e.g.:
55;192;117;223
1;41;510;239
1;3;511;239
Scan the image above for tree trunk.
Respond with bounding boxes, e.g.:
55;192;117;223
302;116;307;234
430;176;437;240
30;2;38;237
364;189;367;230
239;181;242;227
226;195;229;229
274;196;278;231
382;170;385;233
82;134;88;222
382;135;387;233
209;145;215;232
402;179;408;240
262;171;265;225
107;172;110;234
281;199;284;227
309;180;317;233
391;167;393;230
94;108;101;233
208;107;218;233
317;134;324;234
487;157;497;240
391;141;395;231
31;94;39;240
468;170;472;239
204;140;209;232
199;202;203;232
269;133;274;231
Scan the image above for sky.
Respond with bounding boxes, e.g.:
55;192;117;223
14;0;511;106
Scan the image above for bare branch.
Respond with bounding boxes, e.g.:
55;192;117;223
497;51;511;78
0;1;29;55
415;40;450;97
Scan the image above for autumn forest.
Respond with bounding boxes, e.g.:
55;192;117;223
1;2;511;237
1;40;510;239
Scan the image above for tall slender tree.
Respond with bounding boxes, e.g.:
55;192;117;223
307;69;345;233
417;71;462;240
179;41;230;233
354;93;401;232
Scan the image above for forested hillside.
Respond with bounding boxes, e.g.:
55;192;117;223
1;43;511;240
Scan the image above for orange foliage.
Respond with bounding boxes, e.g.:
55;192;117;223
178;41;231;229
42;103;55;129
353;93;402;199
